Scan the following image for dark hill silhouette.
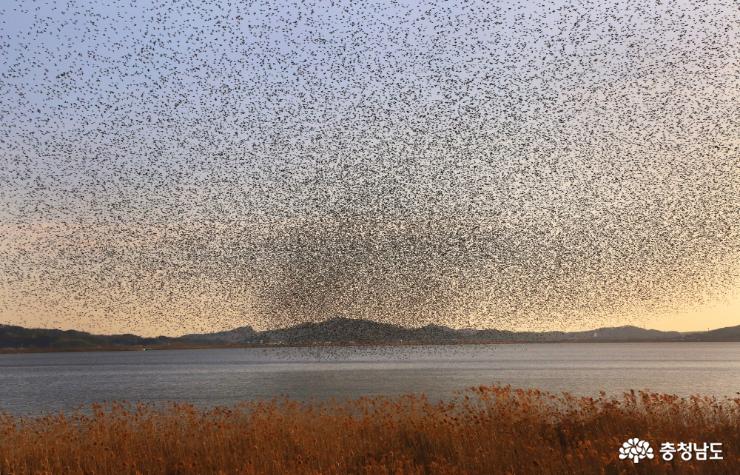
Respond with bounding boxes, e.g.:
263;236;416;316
682;324;740;342
1;318;737;351
181;326;257;344
0;325;173;350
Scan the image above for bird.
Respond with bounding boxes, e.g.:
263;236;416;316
0;0;737;337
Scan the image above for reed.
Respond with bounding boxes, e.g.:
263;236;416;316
1;386;737;474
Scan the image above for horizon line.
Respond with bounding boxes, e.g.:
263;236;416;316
2;316;737;339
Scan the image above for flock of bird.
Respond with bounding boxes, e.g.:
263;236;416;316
1;0;738;336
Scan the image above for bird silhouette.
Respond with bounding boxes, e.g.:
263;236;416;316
0;0;737;336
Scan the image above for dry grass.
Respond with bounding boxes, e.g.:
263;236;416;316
0;386;737;474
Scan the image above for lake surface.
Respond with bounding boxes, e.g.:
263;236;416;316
1;342;738;414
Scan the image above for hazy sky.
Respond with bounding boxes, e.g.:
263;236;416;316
1;0;738;336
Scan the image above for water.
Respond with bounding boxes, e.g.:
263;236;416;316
1;342;738;414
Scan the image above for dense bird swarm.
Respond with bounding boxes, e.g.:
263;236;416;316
1;0;738;335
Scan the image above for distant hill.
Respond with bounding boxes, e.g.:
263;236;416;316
255;319;689;344
532;326;683;342
256;318;414;345
180;326;257;344
1;318;738;352
0;325;173;350
682;324;740;342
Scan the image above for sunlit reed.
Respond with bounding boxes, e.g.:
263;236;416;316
1;386;737;474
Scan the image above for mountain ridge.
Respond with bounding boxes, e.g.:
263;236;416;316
1;317;738;351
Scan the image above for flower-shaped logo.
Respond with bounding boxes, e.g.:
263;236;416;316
619;438;654;463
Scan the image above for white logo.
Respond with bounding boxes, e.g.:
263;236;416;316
619;438;655;463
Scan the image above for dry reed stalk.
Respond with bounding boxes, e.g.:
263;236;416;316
0;386;737;474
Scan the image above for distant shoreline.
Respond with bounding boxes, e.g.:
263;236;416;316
2;338;738;355
2;318;738;354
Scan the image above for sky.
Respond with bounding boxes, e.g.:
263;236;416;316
0;0;738;336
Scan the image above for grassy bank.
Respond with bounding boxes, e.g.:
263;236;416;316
1;386;737;474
